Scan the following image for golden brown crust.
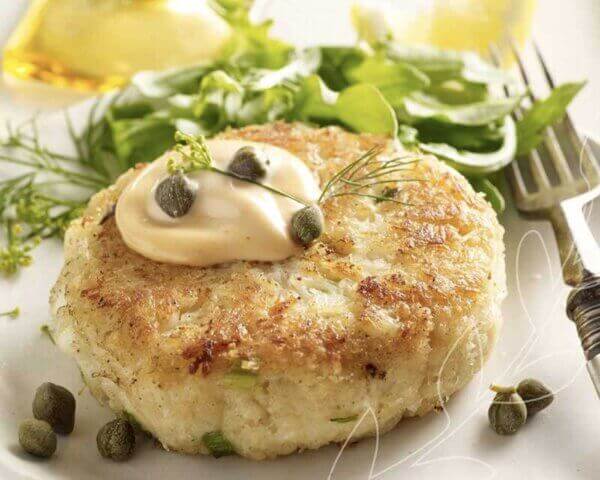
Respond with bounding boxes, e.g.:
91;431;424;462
52;122;504;385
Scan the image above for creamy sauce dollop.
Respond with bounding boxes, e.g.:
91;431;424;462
116;140;321;267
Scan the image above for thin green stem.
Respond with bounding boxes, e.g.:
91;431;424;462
327;192;412;205
340;178;424;189
317;146;422;206
34;194;85;208
317;148;381;204
0;307;19;319
3;137;81;164
0;155;107;188
209;167;309;206
64;110;86;162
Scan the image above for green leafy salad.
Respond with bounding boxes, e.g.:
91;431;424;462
0;0;585;275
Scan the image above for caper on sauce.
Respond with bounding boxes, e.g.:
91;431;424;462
228;146;268;181
156;146;270;219
155;172;197;218
155;146;324;246
291;204;324;246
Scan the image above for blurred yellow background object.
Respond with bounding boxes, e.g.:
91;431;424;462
4;0;538;92
352;0;537;56
427;0;537;55
3;0;231;91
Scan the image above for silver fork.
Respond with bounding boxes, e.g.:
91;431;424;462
491;42;600;397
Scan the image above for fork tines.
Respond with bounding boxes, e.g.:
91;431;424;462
489;40;600;213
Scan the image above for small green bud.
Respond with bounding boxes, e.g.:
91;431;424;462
290;205;324;246
202;431;234;458
155;172;197;218
19;418;57;458
228;146;268;182
488;390;527;435
32;382;76;435
97;419;136;461
517;378;554;416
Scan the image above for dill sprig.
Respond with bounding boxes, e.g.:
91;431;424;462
0;174;84;275
171;132;311;206
0;99;113;276
172;133;421;210
317;146;422;205
1;120;108;189
170;132;212;173
0;109;421;276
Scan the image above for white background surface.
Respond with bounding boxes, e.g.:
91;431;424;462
0;1;600;479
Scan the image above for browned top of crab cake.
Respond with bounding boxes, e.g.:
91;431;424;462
50;122;504;386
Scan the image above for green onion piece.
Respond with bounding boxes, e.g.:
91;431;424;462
202;431;235;458
223;369;258;390
330;415;359;423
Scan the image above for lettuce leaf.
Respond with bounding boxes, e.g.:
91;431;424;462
337;84;398;135
317;46;367;91
420;117;517;176
345;56;430;108
108;116;176;167
416;121;505;152
470;177;506;213
292;75;339;122
132;65;213;98
516;81;586;155
88;0;584;203
402;92;523;126
292;76;397;135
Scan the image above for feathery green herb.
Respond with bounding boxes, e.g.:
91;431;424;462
0;307;20;319
172;132;310;206
318;147;421;205
0;113;111;276
169;132;213;174
174;132;421;208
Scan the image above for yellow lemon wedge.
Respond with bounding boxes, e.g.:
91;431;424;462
3;0;232;91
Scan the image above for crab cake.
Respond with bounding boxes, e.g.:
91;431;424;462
49;122;505;460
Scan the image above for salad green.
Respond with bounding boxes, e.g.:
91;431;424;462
92;0;582;187
0;0;585;276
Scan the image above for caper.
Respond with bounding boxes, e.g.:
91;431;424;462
32;382;76;435
155;172;197;218
228;146;268;181
517;378;554;416
97;419;136;462
18;418;57;458
290;205;324;246
488;387;527;435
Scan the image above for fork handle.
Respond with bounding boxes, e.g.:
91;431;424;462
567;275;600;396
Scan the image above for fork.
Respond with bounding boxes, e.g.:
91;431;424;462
490;42;600;398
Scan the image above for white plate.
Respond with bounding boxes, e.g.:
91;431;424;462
1;101;600;480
